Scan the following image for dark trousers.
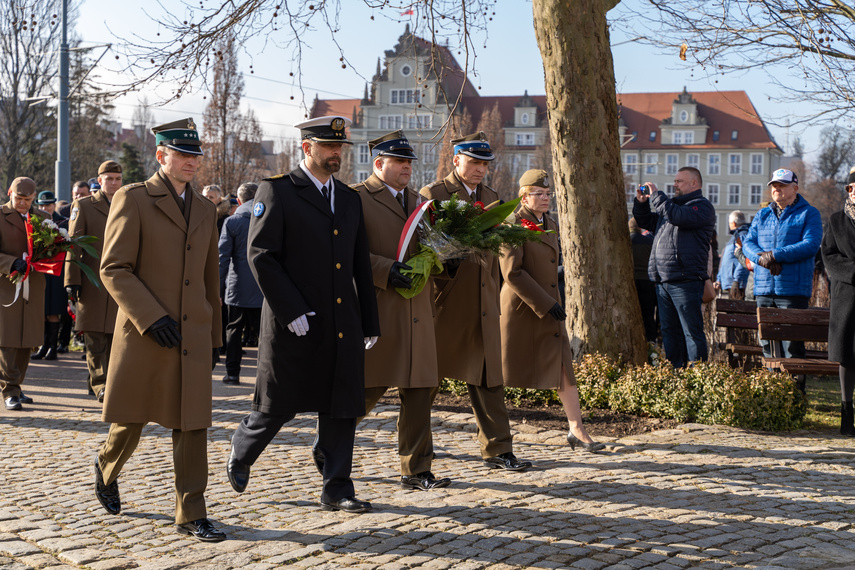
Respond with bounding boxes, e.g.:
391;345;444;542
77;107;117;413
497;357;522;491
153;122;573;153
231;411;356;502
98;423;208;524
224;306;260;376
363;386;434;476
657;280;707;368
635;279;659;342
59;310;73;348
755;295;809;358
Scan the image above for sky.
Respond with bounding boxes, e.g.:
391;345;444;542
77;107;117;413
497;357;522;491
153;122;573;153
74;0;825;158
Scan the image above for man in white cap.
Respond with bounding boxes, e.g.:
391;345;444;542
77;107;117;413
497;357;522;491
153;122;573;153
226;115;380;514
743;168;822;361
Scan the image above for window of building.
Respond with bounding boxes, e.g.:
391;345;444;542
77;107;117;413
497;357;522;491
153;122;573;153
379;115;402;129
673;132;682;145
750;184;763;205
400;65;412;77
665;184;675;198
631;131;638;141
750;153;763;175
707;183;720;205
729;153;741;175
712;130;720;142
672;131;694;145
624;154;638;174
407;114;432;129
680;110;688;123
421;143;436;163
516;132;536;146
649;131;656;142
645;153;658;175
728;184;741;205
666;154;678;175
687;154;699;169
731;130;739;140
357;144;370;165
357;171;370;182
521;113;529;125
708;153;720;175
389;89;421;105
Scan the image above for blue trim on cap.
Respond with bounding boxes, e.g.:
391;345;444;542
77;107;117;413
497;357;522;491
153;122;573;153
454;141;491;155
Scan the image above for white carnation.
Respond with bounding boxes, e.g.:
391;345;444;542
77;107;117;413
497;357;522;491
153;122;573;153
59;228;69;239
41;219;58;229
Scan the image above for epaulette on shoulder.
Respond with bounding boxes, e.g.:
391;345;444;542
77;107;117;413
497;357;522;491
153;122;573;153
265;173;288;181
121;182;146;192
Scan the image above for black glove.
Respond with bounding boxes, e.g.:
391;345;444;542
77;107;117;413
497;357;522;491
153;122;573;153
212;348;219;370
66;285;81;303
758;251;776;269
548;303;567;321
11;259;26;274
769;262;783;276
145;316;182;348
388;261;413;289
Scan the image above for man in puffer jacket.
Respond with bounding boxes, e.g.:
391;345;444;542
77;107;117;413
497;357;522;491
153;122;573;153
743;168;822;359
633;166;716;368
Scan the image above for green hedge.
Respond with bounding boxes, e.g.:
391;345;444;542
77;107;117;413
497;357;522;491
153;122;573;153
439;354;807;431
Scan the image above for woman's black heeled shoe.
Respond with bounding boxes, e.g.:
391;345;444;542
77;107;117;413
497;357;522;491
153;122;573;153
567;432;606;452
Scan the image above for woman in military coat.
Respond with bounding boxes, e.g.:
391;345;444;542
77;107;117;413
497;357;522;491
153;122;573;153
499;170;603;452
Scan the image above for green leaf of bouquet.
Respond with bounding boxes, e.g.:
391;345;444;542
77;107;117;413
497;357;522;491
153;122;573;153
74;260;101;289
471;198;521;233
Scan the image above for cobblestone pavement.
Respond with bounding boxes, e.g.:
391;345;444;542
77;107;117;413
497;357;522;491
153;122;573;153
2;352;855;569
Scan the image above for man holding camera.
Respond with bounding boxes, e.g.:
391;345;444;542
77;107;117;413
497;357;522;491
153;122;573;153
633;167;716;368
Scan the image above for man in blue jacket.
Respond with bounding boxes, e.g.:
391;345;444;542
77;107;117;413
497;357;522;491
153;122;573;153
743;168;822;359
633;167;716;368
218;182;263;385
716;211;751;299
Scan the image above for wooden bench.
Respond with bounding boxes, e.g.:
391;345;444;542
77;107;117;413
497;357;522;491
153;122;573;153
715;298;761;368
756;306;839;376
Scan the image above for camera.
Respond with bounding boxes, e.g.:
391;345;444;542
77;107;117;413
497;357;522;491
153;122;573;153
638;184;650;196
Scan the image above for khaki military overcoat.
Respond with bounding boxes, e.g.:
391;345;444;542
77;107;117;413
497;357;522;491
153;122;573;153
100;172;222;431
65;192;118;333
0;204;47;348
499;208;572;389
353;173;437;388
420;171;503;387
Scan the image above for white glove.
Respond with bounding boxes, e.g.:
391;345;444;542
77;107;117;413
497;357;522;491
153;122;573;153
287;312;316;336
364;336;378;350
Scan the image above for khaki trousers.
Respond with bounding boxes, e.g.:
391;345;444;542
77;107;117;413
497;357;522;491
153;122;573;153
363;386;434;476
0;347;31;399
84;332;112;393
98;423;208;524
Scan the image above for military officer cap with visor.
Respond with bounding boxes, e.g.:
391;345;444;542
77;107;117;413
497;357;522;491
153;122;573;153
369;130;418;161
452;131;495;161
151;118;203;156
294;116;353;145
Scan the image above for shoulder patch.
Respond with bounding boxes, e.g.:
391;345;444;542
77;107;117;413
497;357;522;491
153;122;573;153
266;173;287;180
253;202;266;217
70;207;79;221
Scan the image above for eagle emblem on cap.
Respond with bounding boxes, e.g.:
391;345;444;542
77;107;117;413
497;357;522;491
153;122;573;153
187;118;197;130
331;118;345;132
542;174;550;188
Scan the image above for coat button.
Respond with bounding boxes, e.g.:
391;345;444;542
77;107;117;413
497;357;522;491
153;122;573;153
185;280;190;285
183;349;188;355
413;318;419;323
554;333;560;338
334;229;339;235
182;315;187;321
187;245;191;251
551;258;555;263
336;298;342;304
551;283;556;288
336;263;341;269
338;332;343;339
481;282;485;287
482;311;486;316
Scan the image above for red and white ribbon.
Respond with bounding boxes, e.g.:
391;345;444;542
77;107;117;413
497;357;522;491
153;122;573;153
396;200;434;262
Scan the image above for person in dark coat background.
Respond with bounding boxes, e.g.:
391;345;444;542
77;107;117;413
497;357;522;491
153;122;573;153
821;173;855;436
30;191;67;362
218;182;262;385
629;217;658;342
226;116;380;514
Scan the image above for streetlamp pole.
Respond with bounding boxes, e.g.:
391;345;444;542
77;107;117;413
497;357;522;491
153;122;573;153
55;0;70;202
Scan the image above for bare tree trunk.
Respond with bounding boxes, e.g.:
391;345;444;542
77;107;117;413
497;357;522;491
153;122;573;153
532;0;646;364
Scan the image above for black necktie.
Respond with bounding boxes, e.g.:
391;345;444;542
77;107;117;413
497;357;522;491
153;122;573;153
322;186;330;209
395;191;405;212
177;195;185;212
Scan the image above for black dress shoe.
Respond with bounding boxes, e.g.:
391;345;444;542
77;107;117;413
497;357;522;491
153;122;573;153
57;344;69;354
226;447;250;493
30;346;48;360
567;432;606;452
401;471;451;491
4;396;22;411
320;496;372;513
18;392;33;404
484;452;532;472
176;518;226;542
44;347;58;361
97;389;105;403
94;459;121;515
222;375;240;385
311;434;325;475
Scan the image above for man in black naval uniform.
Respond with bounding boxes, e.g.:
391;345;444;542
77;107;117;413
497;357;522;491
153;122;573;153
226;115;380;514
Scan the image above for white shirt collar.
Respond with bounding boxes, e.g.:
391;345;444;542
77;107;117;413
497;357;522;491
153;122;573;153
300;160;334;192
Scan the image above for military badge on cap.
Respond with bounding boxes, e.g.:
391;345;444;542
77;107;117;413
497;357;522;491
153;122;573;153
253;202;265;217
151;117;204;156
452;131;495;161
519;169;550;189
294;116;353;145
